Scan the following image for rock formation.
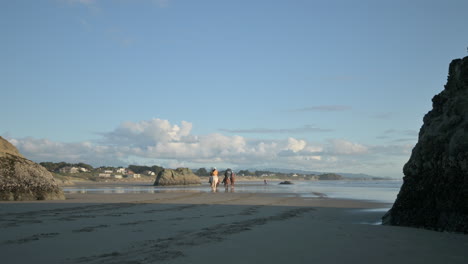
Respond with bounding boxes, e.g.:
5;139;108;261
318;173;344;180
0;137;65;201
279;181;293;185
382;56;468;233
154;168;201;186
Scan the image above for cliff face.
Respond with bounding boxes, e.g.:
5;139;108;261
0;137;65;201
154;168;201;186
382;57;468;233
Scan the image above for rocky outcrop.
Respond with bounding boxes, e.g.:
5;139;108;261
318;173;344;180
382;56;468;233
279;181;293;185
153;168;201;186
0;137;65;201
0;137;24;158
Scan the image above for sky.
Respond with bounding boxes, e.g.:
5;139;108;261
1;0;467;178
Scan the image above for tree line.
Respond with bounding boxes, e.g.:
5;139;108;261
39;162;343;180
39;162;163;175
192;168;342;180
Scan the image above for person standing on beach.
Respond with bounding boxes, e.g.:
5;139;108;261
230;170;236;187
223;168;233;188
210;167;219;191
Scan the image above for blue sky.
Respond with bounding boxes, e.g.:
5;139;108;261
1;0;467;178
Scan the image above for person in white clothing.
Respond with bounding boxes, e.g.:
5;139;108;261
210;167;219;191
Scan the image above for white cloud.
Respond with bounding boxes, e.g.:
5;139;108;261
326;139;368;155
9;137;118;165
100;118;194;147
287;138;306;152
6;118;412;177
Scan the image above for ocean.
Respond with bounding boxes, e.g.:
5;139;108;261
64;179;403;204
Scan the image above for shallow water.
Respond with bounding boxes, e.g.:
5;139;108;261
64;180;402;204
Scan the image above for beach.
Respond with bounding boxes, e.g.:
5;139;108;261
1;183;467;264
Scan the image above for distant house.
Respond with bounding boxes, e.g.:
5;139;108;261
143;170;155;176
292;173;298;177
79;167;88;172
59;166;79;174
104;170;113;174
98;173;111;178
112;174;123;179
125;173;141;179
116;168;126;174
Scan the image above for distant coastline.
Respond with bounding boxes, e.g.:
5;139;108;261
41;161;393;185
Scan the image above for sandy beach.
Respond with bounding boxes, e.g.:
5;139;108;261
1;185;467;264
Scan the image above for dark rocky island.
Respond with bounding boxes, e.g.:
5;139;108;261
154;167;201;186
0;136;65;201
279;181;293;185
382;56;468;233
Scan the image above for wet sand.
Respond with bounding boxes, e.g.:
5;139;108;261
0;190;467;264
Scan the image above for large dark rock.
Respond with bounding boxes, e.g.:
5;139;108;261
153;168;201;186
0;137;65;201
279;181;293;185
382;56;468;233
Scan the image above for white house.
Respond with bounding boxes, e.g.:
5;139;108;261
112;174;123;179
116;168;126;174
126;173;141;179
98;173;111;178
143;170;155;176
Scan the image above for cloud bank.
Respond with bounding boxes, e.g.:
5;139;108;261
7;118;414;177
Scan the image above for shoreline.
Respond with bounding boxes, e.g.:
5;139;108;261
1;191;391;209
1;189;466;263
58;177;402;186
59;179;401;205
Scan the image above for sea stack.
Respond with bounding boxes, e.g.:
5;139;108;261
154;168;201;186
382;56;468;233
0;137;65;201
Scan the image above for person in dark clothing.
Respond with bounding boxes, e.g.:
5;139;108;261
223;168;235;188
